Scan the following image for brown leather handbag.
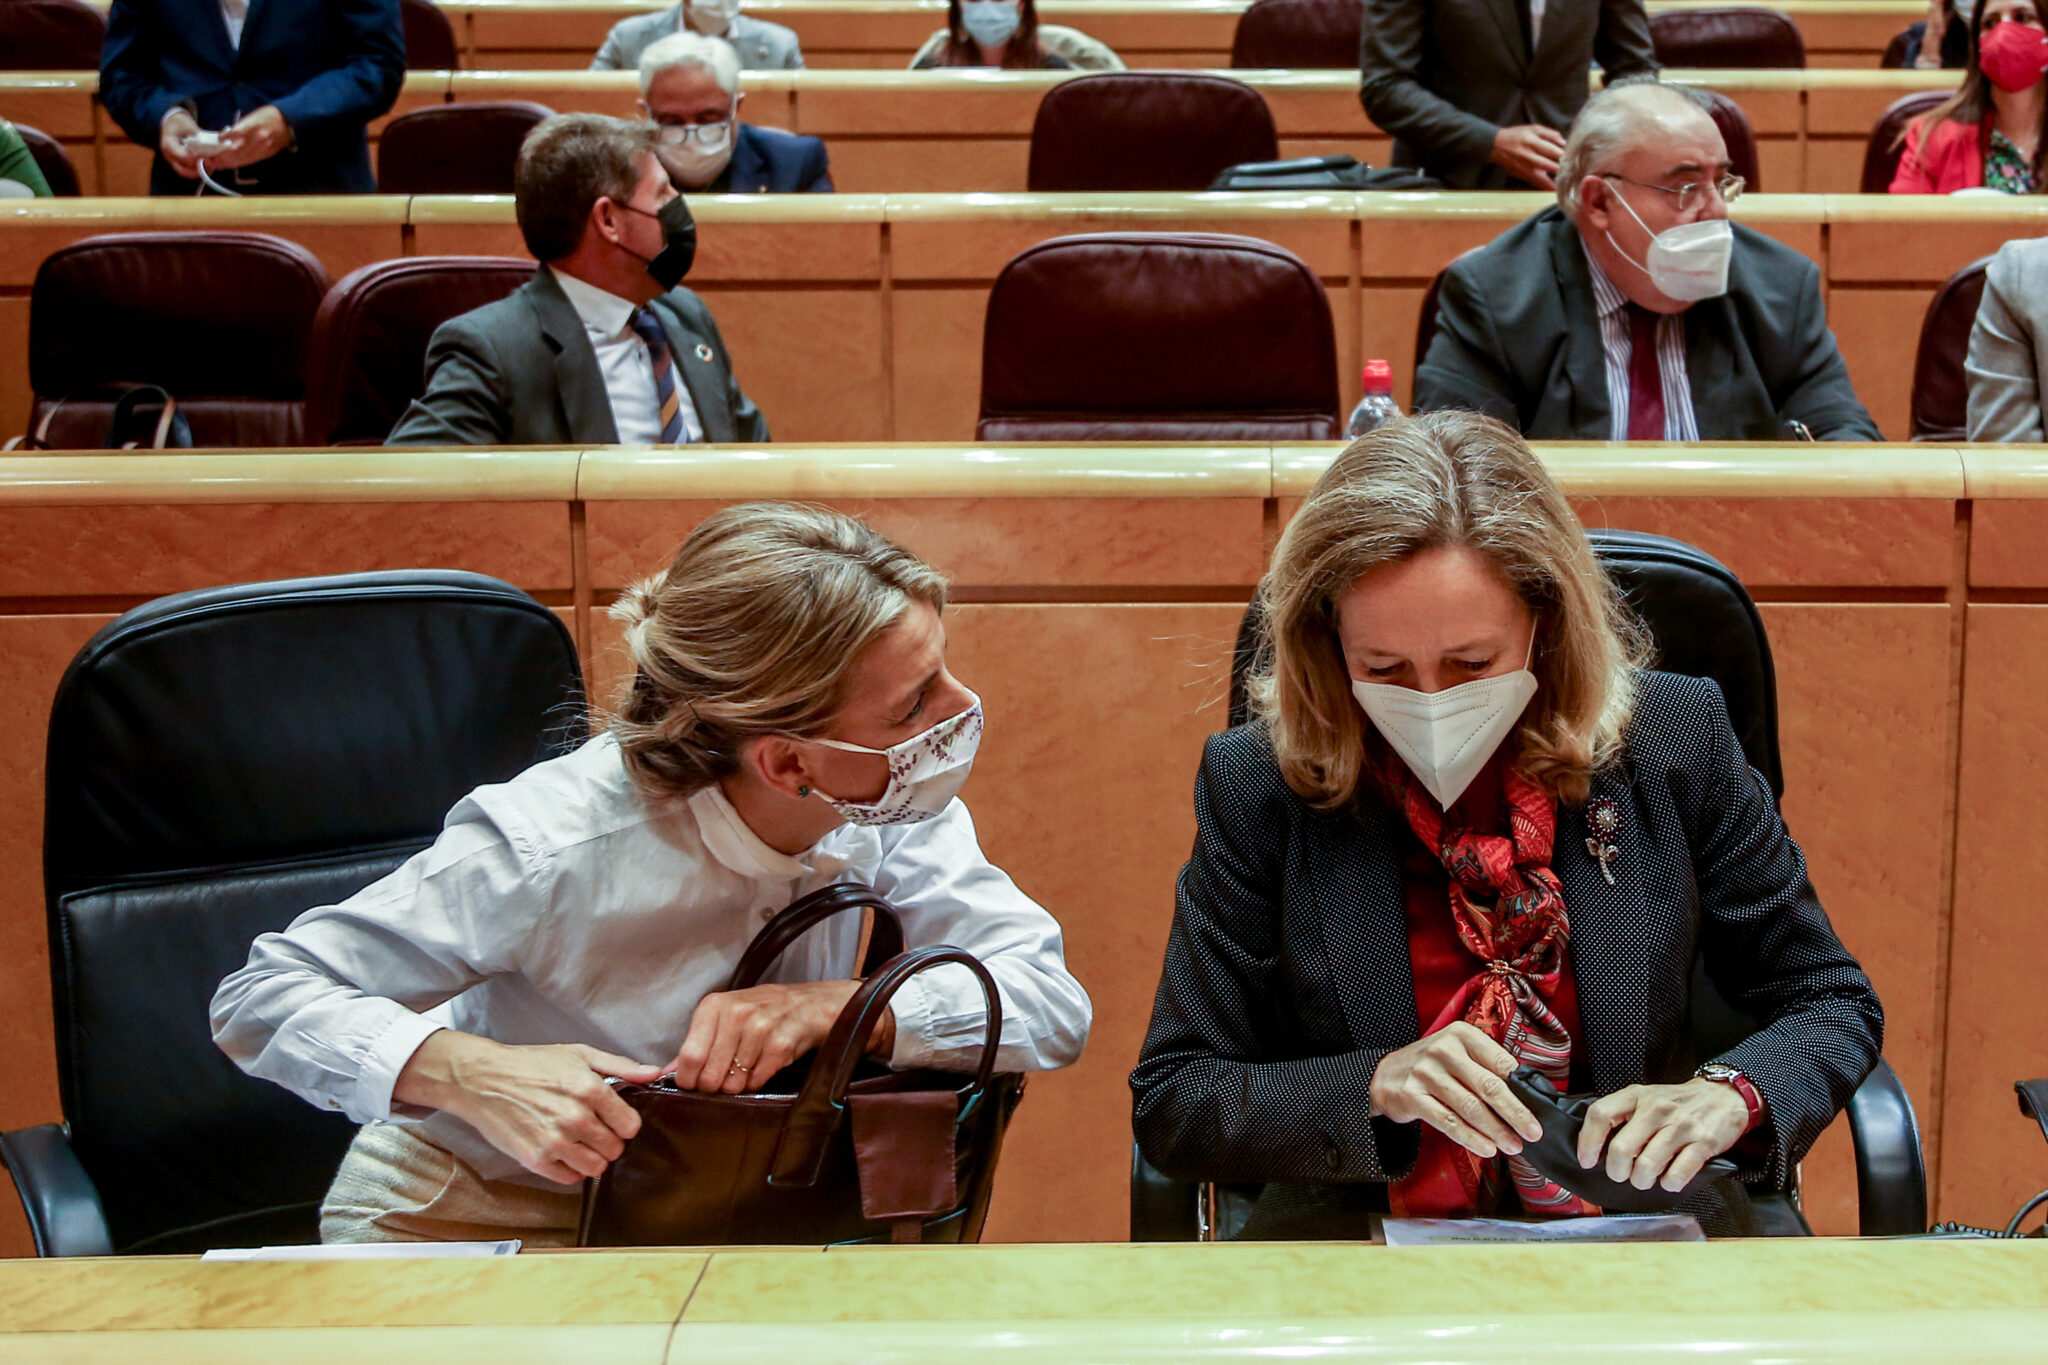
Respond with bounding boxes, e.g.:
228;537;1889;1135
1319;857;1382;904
577;883;1026;1246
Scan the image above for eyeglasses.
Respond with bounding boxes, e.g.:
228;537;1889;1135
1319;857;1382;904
1599;172;1745;214
654;119;733;148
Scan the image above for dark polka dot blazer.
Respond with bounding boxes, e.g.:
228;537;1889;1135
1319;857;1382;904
1129;670;1883;1237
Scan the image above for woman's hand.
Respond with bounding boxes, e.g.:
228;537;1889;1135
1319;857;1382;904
394;1030;664;1186
1576;1079;1750;1192
669;980;897;1094
1368;1022;1545;1159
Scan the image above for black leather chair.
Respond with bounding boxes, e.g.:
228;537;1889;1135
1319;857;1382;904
12;122;80;196
1228;0;1364;68
1910;256;1992;442
1027;73;1279;192
376;101;553;195
401;0;460;69
1861;91;1950;192
1649;6;1806;67
1133;529;1927;1240
0;571;586;1256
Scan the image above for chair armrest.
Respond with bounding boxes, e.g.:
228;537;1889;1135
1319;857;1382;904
0;1123;114;1256
1130;1141;1200;1242
1846;1057;1927;1238
2016;1079;2048;1149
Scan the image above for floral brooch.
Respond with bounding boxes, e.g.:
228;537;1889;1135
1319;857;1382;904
1585;797;1622;885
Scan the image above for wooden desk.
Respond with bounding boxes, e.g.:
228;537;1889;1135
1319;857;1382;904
7;443;2048;1261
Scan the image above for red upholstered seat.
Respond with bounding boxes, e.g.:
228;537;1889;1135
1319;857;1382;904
1026;73;1278;192
26;232;329;448
0;0;106;70
1862;91;1952;192
12;123;79;195
1648;6;1805;67
1911;257;1991;441
375;102;554;195
977;232;1341;441
401;0;460;70
1229;0;1363;68
1699;88;1763;190
304;256;536;445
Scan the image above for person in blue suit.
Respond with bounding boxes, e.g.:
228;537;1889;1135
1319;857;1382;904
637;32;832;194
100;0;404;194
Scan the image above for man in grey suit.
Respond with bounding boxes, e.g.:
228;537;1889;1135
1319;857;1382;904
1416;84;1879;441
387;114;768;447
592;0;804;71
1360;0;1658;189
1967;235;2048;442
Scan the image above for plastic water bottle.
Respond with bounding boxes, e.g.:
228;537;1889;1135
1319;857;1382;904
1345;359;1402;437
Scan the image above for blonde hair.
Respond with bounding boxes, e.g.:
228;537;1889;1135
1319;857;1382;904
1249;410;1647;810
608;503;949;798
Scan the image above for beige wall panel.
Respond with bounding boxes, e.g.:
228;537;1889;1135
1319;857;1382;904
1570;497;1954;588
1807;137;1870;193
0;614;118;1261
944;601;1241;1240
693;220;884;282
1943;604;2048;1228
410;219;530;257
1966;502;2048;587
825;140;1031;195
469;7;623;51
0;297;27;448
1359;210;1535;278
1761;602;1953;1233
1361;284;1428;411
0;86;94;139
0;217;403;291
1830;225;2014;286
583;498;1268;592
0;504;573;600
1825;288;1930;442
797;84;1043;136
1279;136;1395;166
690;286;889;442
888;211;1351;279
99;141;155;197
1809;80;1959;137
1755;138;1801;195
890;284;986;440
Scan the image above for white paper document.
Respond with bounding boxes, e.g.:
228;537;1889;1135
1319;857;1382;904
201;1240;521;1261
1382;1214;1705;1246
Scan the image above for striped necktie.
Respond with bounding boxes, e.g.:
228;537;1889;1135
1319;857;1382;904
627;307;688;445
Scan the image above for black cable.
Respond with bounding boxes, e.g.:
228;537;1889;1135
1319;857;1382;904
2003;1188;2048;1238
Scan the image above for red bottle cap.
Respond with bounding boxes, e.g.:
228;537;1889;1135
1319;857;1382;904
1362;359;1393;392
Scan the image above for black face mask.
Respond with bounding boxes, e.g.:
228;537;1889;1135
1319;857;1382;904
619;196;697;290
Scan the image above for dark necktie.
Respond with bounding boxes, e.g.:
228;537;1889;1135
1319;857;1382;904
1624;303;1665;443
627;307;688;445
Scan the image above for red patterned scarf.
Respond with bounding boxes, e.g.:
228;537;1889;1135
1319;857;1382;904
1389;766;1600;1218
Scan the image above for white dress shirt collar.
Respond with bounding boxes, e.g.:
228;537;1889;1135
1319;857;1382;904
1580;237;1632;321
549;265;638;340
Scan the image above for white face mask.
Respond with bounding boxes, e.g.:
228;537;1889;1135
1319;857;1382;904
810;695;983;826
655;119;735;187
685;0;740;35
1351;636;1537;811
1604;185;1733;304
960;0;1022;47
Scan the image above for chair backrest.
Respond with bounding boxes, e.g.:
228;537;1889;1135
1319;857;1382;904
375;101;553;195
977;232;1341;440
1910;256;1993;441
27;232;329;448
401;0;459;69
1862;91;1951;191
43;571;586;1254
1649;6;1805;66
1700;89;1763;190
1881;27;1914;67
1228;0;1363;68
1027;72;1278;191
0;0;106;69
12;122;79;196
305;256;536;444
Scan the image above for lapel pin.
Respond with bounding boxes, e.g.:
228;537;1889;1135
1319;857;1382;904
693;343;714;363
1585;797;1622;885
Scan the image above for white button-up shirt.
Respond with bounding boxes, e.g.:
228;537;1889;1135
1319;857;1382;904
550;266;704;445
1582;240;1701;443
211;733;1091;1188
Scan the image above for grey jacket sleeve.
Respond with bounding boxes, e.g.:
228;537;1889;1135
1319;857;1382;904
1592;0;1660;81
1357;0;1500;167
590;18;632;69
1967;243;2047;443
384;316;514;446
1773;257;1882;441
1412;261;1526;427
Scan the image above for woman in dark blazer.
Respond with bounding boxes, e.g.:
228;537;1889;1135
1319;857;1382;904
1130;411;1882;1238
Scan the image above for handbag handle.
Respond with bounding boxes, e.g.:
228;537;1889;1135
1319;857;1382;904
728;882;905;991
767;944;1003;1188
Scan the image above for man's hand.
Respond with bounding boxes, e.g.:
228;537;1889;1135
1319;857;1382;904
210;105;292;170
393;1030;664;1186
1367;1021;1545;1159
669;980;897;1094
1490;123;1567;190
1576;1079;1750;1192
158;108;205;179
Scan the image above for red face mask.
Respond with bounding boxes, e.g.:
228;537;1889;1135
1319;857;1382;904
1980;19;2048;92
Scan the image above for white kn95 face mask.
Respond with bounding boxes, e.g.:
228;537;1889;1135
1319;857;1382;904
1351;635;1538;810
1605;187;1733;305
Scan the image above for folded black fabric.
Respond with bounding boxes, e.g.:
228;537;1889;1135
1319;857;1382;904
1504;1066;1739;1214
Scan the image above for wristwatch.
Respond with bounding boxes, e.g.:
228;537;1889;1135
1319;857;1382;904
1695;1062;1765;1132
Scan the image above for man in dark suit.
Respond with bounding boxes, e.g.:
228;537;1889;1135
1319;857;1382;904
387;114;768;446
100;0;403;194
639;32;832;194
1360;0;1658;189
1416;83;1880;441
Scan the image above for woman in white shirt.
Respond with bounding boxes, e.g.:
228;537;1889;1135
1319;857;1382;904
211;502;1092;1244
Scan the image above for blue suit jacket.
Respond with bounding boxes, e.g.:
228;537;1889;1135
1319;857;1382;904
101;0;404;194
721;123;833;194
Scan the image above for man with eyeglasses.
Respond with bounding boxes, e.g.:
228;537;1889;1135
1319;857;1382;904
638;33;831;194
1416;83;1880;441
